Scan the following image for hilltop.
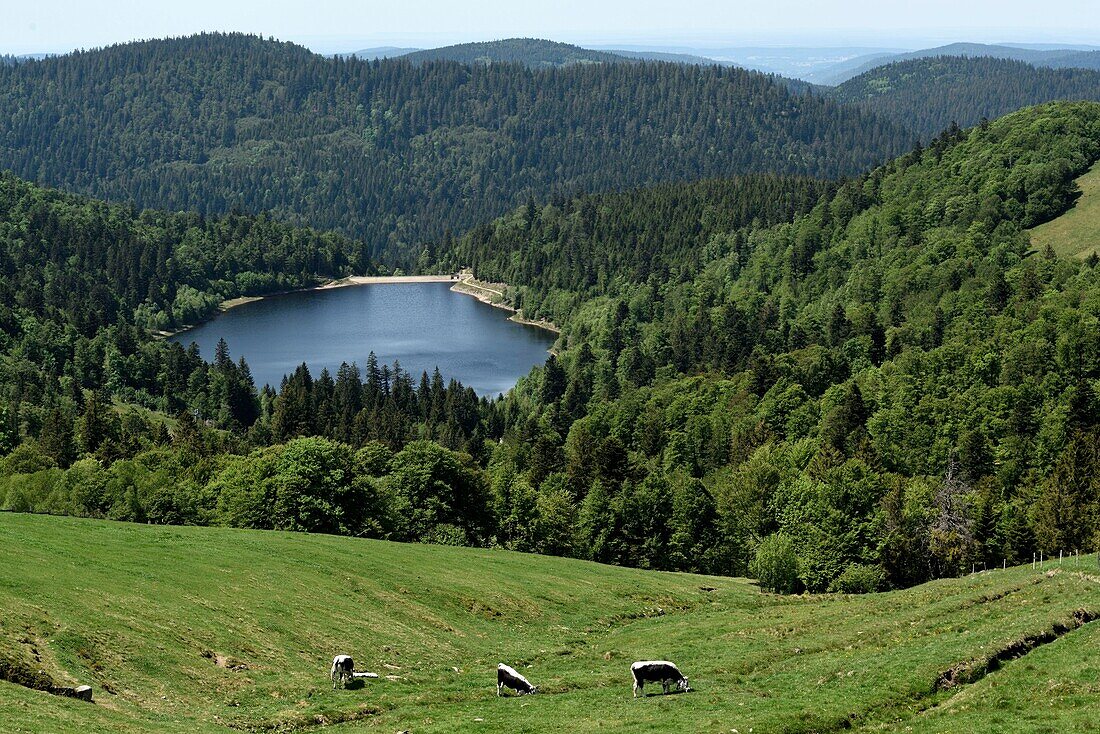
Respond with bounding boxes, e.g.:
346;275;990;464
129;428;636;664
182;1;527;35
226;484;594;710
400;38;630;68
1;513;1099;732
339;41;725;67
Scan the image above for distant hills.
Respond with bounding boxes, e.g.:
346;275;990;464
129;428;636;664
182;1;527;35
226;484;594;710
586;41;1100;84
0;52;53;66
827;56;1100;137
0;33;909;263
380;38;630;68
336;39;727;68
598;48;726;65
340;45;422;60
329;38;1100;84
20;36;1100;83
263;36;1100;143
688;46;904;82
814;42;1100;85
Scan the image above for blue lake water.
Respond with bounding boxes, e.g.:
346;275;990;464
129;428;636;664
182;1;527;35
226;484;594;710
171;283;556;396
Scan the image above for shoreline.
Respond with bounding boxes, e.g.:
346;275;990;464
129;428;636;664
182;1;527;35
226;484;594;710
320;274;458;288
157;272;559;340
449;277;561;334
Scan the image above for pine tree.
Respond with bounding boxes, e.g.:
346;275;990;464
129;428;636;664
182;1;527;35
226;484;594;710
37;406;76;467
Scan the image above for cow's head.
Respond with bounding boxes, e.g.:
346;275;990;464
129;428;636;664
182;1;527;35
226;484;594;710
528;685;540;695
678;677;691;692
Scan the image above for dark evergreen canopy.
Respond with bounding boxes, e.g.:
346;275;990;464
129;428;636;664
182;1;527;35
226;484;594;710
0;32;911;263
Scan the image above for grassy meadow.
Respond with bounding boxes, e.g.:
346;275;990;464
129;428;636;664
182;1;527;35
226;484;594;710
1029;161;1100;259
1;513;1098;733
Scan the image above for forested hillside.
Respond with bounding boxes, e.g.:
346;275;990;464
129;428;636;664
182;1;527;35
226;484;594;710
436;102;1100;588
2;103;1098;595
829;56;1100;137
825;43;1100;85
0;169;386;462
446;174;830;309
0;33;910;263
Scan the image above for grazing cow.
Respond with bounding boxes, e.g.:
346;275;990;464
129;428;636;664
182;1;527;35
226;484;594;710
331;655;354;689
497;663;539;696
630;660;690;698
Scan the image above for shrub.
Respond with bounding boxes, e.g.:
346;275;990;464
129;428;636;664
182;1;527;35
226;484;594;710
0;444;57;476
829;563;887;594
751;533;800;594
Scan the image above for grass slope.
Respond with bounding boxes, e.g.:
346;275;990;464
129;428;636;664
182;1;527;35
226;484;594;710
1;514;1099;733
1029;161;1100;259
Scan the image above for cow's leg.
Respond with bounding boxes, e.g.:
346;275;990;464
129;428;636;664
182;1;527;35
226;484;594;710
497;682;503;697
633;679;641;698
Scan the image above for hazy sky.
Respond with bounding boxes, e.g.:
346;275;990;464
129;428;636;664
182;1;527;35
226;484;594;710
4;0;1100;54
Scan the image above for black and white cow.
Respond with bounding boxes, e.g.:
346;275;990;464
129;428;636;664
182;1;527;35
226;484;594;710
497;663;539;696
331;654;354;689
630;660;690;698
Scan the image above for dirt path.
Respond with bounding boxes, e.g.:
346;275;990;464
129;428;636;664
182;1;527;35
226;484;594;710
320;274;459;288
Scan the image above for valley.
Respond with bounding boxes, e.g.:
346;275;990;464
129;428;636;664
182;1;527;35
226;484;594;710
1;9;1099;731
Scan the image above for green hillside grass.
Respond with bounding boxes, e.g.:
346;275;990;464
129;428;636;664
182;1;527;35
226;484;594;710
1029;161;1100;259
1;514;1099;733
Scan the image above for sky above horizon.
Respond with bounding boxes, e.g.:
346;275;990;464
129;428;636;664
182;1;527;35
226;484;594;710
4;0;1100;55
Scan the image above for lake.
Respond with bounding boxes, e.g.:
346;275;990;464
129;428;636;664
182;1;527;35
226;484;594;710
171;283;557;396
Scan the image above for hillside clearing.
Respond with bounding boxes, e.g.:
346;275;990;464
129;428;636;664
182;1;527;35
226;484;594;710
1029;161;1100;259
1;514;1099;732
